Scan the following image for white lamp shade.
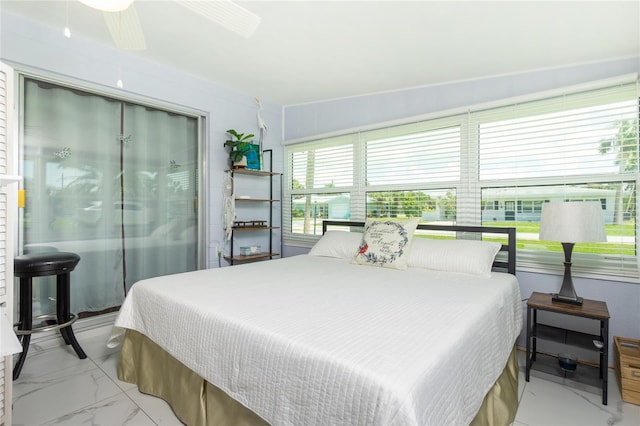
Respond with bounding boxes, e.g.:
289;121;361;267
539;201;607;243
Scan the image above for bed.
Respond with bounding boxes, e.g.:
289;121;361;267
111;220;522;425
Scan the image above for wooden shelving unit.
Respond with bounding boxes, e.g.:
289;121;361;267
224;149;281;265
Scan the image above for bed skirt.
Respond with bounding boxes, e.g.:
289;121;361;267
118;329;519;426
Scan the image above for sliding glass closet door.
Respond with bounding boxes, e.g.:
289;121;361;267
21;78;200;316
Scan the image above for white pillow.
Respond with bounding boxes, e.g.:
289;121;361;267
352;219;418;270
407;238;501;277
308;230;362;259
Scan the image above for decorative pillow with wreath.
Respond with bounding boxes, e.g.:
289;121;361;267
352;219;418;270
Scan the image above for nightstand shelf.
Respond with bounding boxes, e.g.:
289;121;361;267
533;323;602;350
525;291;610;405
526;352;603;390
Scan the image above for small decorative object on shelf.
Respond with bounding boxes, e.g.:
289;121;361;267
224;129;261;170
233;220;267;228
557;353;578;371
239;245;262;256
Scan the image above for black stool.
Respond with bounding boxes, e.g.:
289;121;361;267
13;252;87;380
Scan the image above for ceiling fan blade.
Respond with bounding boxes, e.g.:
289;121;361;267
178;0;261;39
78;0;133;12
103;3;146;50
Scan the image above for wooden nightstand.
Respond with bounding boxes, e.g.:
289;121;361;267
525;291;610;405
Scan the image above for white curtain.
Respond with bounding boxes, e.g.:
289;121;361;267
22;79;199;316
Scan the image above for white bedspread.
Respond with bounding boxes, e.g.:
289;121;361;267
113;255;522;426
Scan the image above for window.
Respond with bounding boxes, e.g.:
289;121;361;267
516;200;543;214
284;118;462;242
284;78;639;280
482;200;499;211
476;82;638;278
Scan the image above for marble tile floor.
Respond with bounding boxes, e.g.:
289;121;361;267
10;325;640;426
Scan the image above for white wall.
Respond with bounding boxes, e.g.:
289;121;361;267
0;10;284;269
282;57;640;365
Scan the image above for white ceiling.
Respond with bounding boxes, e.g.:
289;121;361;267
2;1;639;105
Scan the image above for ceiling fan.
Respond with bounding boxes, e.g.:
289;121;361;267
77;0;261;50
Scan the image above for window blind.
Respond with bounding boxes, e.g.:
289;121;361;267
478;86;637;181
365;126;460;186
291;144;354;189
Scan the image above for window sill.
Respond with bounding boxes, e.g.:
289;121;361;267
517;264;639;285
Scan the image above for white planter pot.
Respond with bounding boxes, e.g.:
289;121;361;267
233;156;247;168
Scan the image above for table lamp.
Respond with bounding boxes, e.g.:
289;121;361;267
539;201;607;305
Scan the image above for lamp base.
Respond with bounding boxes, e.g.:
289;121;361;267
552;293;583;305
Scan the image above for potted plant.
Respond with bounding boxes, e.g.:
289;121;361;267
224;129;255;168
